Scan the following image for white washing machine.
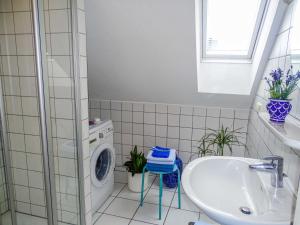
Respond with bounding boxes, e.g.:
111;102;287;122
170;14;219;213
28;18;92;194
89;120;115;213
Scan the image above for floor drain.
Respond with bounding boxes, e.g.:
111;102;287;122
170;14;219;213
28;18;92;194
240;206;251;215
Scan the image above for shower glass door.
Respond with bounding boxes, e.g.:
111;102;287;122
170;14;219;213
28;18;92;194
0;0;49;224
0;0;82;224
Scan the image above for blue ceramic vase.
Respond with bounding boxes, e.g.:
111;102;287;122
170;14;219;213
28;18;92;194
266;99;292;123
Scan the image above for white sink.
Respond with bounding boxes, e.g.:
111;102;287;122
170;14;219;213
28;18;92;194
182;156;296;225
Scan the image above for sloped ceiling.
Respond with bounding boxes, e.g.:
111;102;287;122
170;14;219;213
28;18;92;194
86;0;286;108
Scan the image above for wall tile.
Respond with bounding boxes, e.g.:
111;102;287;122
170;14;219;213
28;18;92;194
144;103;155;112
192;116;205;129
16;34;34;55
156;113;167;125
49;9;70;33
14;12;32;34
12;0;31;11
168;105;180;114
167;127;179;139
168;114;179;126
180;106;193;115
180;115;192;128
156;104;167;113
206;117;219;130
206;107;220;118
144;112;155;124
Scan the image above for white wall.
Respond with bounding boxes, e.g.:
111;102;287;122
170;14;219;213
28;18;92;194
86;0;255;108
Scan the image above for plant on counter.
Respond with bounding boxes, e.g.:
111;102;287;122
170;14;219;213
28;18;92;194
124;145;148;192
265;66;300;123
198;125;241;157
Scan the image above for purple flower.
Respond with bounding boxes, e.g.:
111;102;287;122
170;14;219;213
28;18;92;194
286;75;293;85
270;68;282;81
265;66;300;100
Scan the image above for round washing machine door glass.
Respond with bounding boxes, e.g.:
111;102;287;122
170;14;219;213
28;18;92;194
91;143;115;187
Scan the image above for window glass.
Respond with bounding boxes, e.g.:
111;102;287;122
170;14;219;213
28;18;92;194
205;0;262;57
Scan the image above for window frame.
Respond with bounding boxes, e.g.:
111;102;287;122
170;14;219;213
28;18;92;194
201;0;268;60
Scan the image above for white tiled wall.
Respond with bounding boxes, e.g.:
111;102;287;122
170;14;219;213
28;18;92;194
89;99;249;183
247;1;300;192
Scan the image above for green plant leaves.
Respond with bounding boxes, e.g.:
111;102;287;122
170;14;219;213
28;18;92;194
198;125;241;156
124;145;147;176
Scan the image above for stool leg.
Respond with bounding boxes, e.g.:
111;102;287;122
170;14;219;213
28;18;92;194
140;166;146;206
159;173;163;220
177;168;181;209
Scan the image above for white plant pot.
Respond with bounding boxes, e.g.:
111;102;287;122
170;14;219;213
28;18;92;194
127;171;149;192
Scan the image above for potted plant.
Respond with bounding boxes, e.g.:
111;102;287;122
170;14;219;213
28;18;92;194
124;145;149;192
265;66;300;123
198;125;241;156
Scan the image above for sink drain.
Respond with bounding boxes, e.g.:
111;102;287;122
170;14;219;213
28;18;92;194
240;206;252;215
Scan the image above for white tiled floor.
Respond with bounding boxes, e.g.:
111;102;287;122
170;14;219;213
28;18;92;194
93;177;219;225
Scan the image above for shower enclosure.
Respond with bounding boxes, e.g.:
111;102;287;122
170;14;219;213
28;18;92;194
0;0;88;224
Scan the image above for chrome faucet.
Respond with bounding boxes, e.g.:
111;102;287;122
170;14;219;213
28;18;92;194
249;156;284;188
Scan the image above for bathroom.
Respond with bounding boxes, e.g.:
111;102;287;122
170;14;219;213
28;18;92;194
0;0;299;224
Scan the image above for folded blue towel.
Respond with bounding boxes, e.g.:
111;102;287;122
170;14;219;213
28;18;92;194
152;150;170;158
146;163;175;172
153;146;171;151
147;147;176;164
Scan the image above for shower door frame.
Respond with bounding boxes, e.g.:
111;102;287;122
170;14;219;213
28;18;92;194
31;0;58;224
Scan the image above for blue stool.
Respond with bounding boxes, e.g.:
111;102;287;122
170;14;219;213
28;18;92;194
140;164;181;220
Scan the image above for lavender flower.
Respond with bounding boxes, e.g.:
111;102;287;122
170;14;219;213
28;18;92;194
270;68;282;81
265;66;300;100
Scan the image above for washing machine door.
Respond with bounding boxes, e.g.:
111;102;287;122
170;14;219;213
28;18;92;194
91;143;115;187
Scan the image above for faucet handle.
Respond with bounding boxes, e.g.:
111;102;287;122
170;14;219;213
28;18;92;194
263;155;283;164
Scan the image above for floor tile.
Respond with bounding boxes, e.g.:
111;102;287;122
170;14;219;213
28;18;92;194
129;220;154;225
148;174;156;184
133;203;168;225
150;177;176;192
112;182;126;196
171;193;199;212
199;213;220;224
105;197;139;219
97;196;115;212
164;208;199;225
118;185;148;201
176;183;185;194
144;188;174;206
94;214;130;225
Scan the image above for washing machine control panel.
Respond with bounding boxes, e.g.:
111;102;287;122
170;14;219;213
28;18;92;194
98;126;113;139
89;120;114;148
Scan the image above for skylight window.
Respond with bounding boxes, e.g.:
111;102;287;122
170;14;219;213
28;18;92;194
202;0;267;59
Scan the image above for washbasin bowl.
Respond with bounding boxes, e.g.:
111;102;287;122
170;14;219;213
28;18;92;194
182;156;296;225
